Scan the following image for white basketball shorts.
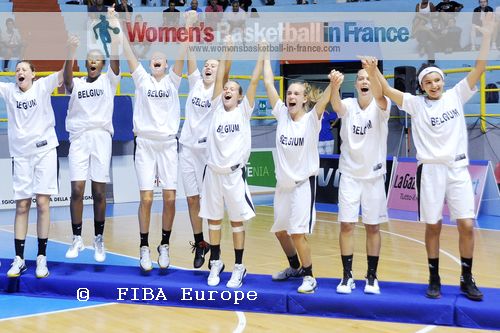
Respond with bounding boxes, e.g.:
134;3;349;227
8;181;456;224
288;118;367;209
12;147;58;200
338;174;388;225
179;144;208;197
199;166;256;221
271;176;317;235
134;136;178;191
416;164;475;224
69;129;112;183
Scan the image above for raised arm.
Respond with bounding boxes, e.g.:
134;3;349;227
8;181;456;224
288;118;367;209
362;57;388;110
467;12;495;89
121;25;139;73
245;50;264;108
108;7;120;75
313;71;337;119
212;38;232;100
63;35;79;93
173;42;187;77
212;51;227;100
263;51;280;109
329;70;346;117
223;56;232;87
360;56;404;107
187;49;197;75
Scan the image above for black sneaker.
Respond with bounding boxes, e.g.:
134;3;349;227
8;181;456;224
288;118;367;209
460;275;483;301
426;276;441;299
190;241;210;269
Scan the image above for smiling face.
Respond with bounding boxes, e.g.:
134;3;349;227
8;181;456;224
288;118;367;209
85;50;105;80
286;83;307;117
202;59;219;85
355;69;371;98
149;52;168;78
15;61;35;92
420;71;444;100
222;80;242;110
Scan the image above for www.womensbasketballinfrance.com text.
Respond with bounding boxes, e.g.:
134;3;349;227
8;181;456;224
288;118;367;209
188;44;341;54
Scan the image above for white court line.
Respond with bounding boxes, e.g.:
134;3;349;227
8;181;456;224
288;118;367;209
415;325;436;333
0;302;115;322
233;311;247;333
256;212;461;265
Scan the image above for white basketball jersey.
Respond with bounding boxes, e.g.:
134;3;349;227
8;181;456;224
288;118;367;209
339;97;390;179
206;95;253;173
179;69;215;148
273;100;321;189
402;78;474;167
132;65;181;140
0;73;60;157
66;66;120;141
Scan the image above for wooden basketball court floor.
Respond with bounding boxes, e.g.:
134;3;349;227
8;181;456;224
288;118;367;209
0;195;499;333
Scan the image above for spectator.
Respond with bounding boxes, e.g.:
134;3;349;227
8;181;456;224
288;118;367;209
224;0;246;36
217;0;229;10
115;0;133;12
225;0;243;12
185;0;203;12
435;0;463;12
471;0;493;50
238;0;251;11
416;0;435;12
265;0;274;5
442;16;462;53
1;18;22;72
164;0;181;26
412;16;445;62
88;0;107;12
205;0;223;12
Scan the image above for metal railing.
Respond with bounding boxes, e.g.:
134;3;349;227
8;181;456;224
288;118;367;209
2;67;499;132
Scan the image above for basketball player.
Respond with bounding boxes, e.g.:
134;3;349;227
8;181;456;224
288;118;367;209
364;12;495;301
179;51;231;269
0;60;64;278
330;66;390;295
63;30;120;263
264;56;335;293
121;26;186;272
199;45;263;288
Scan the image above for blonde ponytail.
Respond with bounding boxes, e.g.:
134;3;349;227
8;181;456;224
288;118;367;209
303;82;324;112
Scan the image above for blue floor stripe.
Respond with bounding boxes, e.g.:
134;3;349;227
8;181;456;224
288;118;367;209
0;294;103;319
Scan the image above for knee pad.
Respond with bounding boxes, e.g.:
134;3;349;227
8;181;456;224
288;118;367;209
232;225;245;233
208;223;222;231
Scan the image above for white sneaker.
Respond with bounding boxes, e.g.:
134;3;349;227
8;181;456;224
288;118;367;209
272;266;304;281
140;246;153;272
93;235;106;262
207;260;225;286
226;264;247;288
297;276;317;293
7;256;27;277
157;244;170;269
364;276;380;294
36;255;49;278
65;235;84;259
336;276;356;294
